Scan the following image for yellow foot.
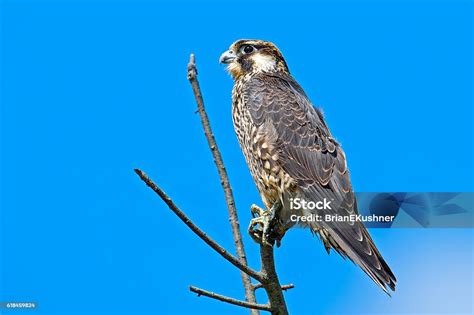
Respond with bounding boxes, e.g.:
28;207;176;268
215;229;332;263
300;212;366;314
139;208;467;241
248;204;274;246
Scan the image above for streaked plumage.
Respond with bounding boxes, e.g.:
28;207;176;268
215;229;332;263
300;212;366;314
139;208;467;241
220;39;396;293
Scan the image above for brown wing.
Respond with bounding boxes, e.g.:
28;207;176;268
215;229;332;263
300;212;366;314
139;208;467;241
244;72;396;293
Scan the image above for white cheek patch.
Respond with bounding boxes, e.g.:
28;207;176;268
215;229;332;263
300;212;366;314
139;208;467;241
251;54;277;72
227;62;242;77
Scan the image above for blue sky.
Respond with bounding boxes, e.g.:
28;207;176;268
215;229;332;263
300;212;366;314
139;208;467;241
1;0;473;314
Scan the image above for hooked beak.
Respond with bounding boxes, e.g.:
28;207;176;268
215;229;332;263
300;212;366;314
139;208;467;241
219;50;236;64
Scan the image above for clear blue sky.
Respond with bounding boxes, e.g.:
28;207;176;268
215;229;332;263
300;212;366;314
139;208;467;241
1;0;473;314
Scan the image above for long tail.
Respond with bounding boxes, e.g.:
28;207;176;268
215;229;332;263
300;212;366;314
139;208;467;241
307;191;397;294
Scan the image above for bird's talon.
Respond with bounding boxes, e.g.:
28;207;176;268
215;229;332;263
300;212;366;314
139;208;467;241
250;204;267;218
249;229;262;244
248;201;285;246
248;211;276;246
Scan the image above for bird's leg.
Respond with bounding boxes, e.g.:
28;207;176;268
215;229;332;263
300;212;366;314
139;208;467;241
268;201;286;247
248;201;283;246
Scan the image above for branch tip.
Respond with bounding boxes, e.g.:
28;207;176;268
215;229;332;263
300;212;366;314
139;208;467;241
189;285;271;311
252;283;294;292
187;54;197;80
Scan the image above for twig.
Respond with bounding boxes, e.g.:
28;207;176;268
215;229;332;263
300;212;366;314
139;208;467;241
187;54;258;312
189;286;271;312
281;284;295;291
253;283;295;291
134;169;264;283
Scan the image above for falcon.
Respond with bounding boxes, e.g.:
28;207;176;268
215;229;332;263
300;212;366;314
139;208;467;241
219;39;396;293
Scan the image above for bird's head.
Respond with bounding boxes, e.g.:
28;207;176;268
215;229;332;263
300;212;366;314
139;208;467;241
219;39;289;79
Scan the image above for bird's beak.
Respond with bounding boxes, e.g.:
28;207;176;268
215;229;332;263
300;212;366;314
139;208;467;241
219;50;236;64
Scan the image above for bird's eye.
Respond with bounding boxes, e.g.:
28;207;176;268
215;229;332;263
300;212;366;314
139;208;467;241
241;45;255;54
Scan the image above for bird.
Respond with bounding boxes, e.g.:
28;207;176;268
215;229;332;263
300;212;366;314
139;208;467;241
219;39;396;294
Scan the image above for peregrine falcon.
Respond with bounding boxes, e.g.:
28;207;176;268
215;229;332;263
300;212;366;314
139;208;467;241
220;39;396;293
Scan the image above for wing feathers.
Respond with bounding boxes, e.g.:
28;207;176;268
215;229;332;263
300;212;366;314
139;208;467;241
244;72;396;293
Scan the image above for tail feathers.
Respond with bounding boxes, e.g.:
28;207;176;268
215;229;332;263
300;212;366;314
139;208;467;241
358;227;397;294
314;224;397;294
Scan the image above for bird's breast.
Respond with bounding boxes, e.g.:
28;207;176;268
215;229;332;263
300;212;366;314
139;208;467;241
231;79;295;209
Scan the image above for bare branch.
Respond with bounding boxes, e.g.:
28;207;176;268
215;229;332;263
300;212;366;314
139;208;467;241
281;284;295;291
187;53;258;311
260;244;289;315
134;169;264;283
252;283;264;291
189;286;271;312
253;283;295;291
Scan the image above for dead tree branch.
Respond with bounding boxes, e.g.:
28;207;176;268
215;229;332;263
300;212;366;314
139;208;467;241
189;286;271;311
259;245;289;314
134;169;263;283
187;54;258;312
253;283;295;291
